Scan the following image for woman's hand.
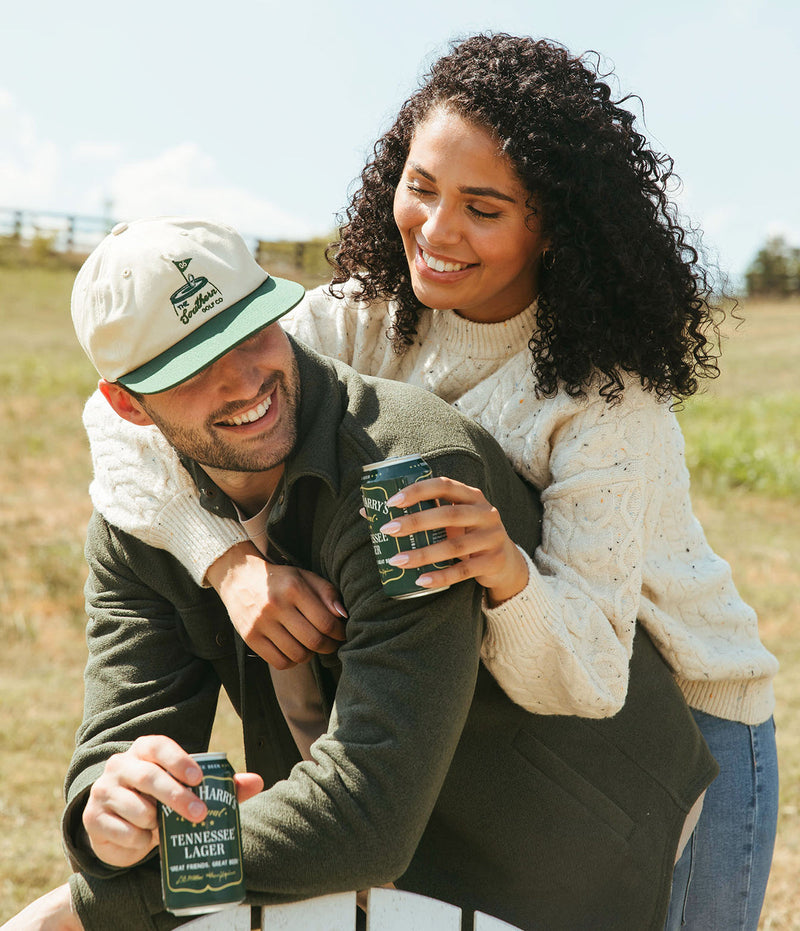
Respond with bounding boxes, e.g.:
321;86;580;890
206;542;347;668
378;477;529;606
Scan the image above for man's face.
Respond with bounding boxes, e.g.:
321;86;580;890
134;323;300;479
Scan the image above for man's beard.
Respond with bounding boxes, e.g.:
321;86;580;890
139;359;300;475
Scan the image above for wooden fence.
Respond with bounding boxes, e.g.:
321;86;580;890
0;207;114;255
181;888;523;930
0;207;331;285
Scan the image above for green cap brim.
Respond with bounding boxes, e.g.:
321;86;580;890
117;276;305;394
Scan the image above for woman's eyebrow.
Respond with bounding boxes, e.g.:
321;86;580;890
459;185;516;203
407;162;436;181
407;162;517;204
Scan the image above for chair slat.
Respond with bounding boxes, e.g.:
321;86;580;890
179;906;251;930
474;909;525;930
260;891;357;930
366;887;462;930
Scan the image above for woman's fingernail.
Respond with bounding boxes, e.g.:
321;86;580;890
416;575;433;588
380;521;402;534
388;553;410;567
333;601;348;618
387;492;405;507
188;800;206;820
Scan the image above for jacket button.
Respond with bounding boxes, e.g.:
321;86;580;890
215;633;228;646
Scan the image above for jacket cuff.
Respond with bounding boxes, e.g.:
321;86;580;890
70;865;180;931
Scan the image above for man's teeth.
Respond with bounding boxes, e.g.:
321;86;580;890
421;249;468;273
223;397;271;426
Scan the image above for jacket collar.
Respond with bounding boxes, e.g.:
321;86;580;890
182;335;343;520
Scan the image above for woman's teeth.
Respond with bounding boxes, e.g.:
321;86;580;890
223;397;271;426
421;249;469;273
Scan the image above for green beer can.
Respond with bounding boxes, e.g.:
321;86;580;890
361;454;455;599
158;752;245;916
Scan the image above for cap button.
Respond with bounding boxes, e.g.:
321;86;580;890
111;222;128;236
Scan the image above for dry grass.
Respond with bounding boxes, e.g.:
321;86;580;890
0;268;797;925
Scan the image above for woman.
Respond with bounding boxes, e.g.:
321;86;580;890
83;33;778;929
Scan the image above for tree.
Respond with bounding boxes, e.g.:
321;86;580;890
745;236;800;298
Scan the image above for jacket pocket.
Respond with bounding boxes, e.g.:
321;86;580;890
176;596;238;660
512;726;636;841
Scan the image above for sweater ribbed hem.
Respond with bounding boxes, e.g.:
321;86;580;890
481;547;560;655
677;676;776;726
148;490;249;587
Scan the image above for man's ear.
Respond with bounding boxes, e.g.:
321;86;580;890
98;379;155;426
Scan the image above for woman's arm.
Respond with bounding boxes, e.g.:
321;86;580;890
81;285;383;664
447;356;662;718
83;391;345;664
373;454;644;719
83;390;247;583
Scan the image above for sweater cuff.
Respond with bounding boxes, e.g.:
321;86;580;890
481;545;560;657
147;489;249;587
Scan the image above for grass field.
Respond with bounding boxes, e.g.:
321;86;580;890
0;262;798;925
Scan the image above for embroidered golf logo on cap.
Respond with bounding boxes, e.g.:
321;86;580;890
170;259;224;325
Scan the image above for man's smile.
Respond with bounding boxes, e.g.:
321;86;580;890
218;393;273;427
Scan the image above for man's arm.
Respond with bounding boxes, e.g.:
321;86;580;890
0;885;82;931
66;444;513;924
235;474;486;898
63;513;228;880
230;437;533;900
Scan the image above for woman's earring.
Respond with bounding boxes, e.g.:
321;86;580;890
542;249;555;271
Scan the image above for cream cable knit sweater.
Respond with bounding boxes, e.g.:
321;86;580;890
82;283;777;725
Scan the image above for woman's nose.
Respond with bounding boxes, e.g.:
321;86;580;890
421;201;461;247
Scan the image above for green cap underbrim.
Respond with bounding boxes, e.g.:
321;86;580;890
117;276;305;394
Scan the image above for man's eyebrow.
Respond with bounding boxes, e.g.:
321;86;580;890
406;162;517;204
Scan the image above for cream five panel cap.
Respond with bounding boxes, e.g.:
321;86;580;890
71;216;306;394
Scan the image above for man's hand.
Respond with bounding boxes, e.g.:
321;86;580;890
206;542;347;668
0;883;82;931
82;735;263;868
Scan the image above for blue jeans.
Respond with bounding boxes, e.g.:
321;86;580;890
665;709;779;930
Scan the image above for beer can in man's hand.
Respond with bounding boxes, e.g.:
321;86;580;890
361;454;455;599
158;752;245;916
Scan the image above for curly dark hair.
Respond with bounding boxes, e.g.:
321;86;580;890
329;32;724;403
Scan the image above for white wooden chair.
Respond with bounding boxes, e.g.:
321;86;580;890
180;888;524;930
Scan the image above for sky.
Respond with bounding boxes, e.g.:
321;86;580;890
2;0;797;284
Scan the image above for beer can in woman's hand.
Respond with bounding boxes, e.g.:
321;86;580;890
361;454;455;599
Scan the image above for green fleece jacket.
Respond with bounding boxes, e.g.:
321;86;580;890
63;339;717;931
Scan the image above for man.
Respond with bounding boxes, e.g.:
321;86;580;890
5;217;715;931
